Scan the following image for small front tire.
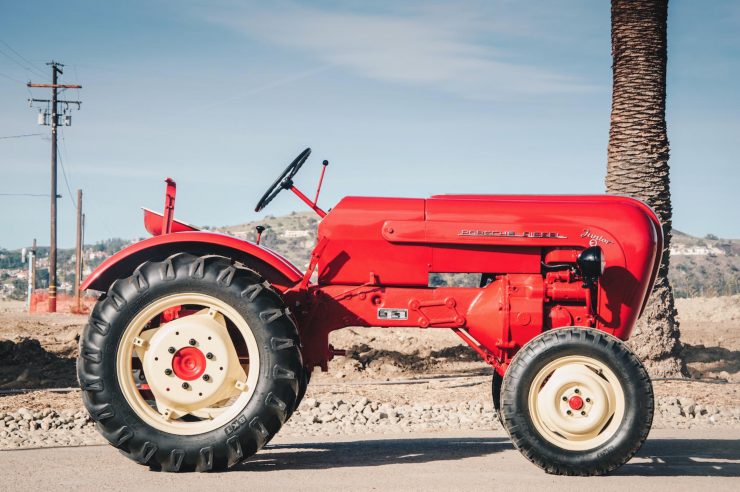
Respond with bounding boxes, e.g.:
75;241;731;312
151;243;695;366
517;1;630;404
500;327;653;476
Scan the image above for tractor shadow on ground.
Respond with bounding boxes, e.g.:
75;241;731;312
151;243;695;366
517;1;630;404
235;437;740;477
616;439;740;477
235;437;512;472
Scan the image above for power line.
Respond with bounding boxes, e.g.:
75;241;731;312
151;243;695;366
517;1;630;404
57;134;77;209
0;71;25;83
0;133;43;140
0;47;43;79
0;46;39;76
0;39;47;78
0;193;52;197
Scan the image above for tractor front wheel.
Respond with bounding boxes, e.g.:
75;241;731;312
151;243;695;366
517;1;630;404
500;327;653;476
77;253;303;472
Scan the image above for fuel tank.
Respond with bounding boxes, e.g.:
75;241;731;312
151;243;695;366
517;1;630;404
317;194;662;338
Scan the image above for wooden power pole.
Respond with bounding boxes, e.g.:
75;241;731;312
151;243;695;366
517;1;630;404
74;189;83;312
27;61;82;313
30;238;37;313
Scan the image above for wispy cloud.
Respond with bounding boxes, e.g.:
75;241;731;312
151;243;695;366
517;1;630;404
205;1;599;101
183;64;332;114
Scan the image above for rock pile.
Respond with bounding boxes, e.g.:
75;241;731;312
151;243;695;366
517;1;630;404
1;395;738;450
283;397;499;436
653;395;740;428
0;408;102;448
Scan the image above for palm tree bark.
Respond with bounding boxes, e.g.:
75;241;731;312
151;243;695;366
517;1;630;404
607;0;686;376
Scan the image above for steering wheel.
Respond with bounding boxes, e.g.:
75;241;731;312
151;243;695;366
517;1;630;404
254;147;311;212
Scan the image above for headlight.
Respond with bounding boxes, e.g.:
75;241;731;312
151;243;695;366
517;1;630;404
577;246;605;279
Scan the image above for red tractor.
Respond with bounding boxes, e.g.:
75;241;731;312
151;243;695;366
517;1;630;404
78;149;659;475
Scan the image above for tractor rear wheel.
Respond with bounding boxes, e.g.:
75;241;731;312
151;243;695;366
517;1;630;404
500;327;653;476
77;253;303;472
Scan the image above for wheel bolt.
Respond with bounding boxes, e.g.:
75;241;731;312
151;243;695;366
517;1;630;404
164;368;172;376
206;352;214;360
574;388;580;394
168;346;176;354
189;339;197;346
586;398;591;403
581;411;586;416
566;410;572;415
182;382;190;389
562;396;568;402
202;374;210;381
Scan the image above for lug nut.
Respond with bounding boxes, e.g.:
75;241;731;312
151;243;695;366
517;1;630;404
164;368;172;376
202;374;210;381
189;339;197;346
168;346;176;354
182;382;190;389
206;352;214;360
586;398;591;403
574;388;580;394
562;396;568;401
581;410;586;416
566;410;572;415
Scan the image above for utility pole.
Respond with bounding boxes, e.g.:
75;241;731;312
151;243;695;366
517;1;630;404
27;61;82;313
74;189;83;313
31;238;37;313
25;242;35;312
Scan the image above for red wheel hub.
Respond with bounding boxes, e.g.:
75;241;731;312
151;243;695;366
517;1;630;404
568;395;584;411
171;347;207;381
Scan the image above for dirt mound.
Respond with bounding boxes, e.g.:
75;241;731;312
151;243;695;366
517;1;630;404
0;338;77;389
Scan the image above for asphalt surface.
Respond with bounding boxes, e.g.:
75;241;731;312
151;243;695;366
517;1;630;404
1;429;738;491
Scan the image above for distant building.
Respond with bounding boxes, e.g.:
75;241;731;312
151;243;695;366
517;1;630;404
670;245;725;256
283;230;311;238
87;251;107;261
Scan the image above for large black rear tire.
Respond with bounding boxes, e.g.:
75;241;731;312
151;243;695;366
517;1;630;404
77;253;303;472
500;327;653;476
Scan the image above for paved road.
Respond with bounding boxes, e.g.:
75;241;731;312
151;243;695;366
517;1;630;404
1;429;738;491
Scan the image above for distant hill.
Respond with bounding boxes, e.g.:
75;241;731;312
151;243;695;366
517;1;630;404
213;211;320;270
669;230;739;297
1;214;737;299
214;217;739;298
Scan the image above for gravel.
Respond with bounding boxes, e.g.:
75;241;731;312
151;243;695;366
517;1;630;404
652;396;740;429
0;394;738;450
0;407;103;448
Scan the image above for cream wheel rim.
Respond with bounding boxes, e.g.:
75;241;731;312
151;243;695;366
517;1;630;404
116;293;260;435
527;355;625;451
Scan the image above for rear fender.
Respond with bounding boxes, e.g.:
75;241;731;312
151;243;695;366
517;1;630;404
81;232;303;293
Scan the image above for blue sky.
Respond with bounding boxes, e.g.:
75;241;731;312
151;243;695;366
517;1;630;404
0;0;738;249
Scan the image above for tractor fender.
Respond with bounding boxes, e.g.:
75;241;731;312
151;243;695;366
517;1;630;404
81;231;303;293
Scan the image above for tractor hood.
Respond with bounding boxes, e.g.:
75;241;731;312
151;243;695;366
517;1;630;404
318;194;662;336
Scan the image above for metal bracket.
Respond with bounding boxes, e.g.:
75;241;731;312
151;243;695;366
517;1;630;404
409;297;465;328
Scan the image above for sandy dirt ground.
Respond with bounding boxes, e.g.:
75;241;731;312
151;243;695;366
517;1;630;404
0;297;736;445
2;296;736;411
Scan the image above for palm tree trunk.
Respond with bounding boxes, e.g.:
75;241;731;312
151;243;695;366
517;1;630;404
607;0;686;376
